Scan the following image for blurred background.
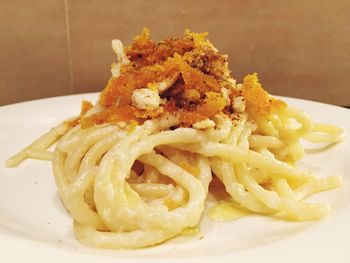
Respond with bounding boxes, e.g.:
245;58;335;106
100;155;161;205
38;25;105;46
1;0;349;106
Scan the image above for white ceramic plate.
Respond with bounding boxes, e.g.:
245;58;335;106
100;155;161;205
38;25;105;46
0;93;349;263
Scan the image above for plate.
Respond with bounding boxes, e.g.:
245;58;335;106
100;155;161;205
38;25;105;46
0;93;349;263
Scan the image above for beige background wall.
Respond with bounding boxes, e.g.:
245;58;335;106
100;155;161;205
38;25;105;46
1;0;349;106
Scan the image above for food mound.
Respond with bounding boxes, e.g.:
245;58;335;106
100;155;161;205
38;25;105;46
6;28;344;250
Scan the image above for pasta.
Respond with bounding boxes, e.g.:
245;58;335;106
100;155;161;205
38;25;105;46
6;29;345;249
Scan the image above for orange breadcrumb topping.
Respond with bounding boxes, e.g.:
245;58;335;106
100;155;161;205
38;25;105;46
125;28;195;68
80;100;94;115
79;29;287;128
179;56;220;93
64;100;94;127
100;59;179;107
180;92;226;126
242;73;286;116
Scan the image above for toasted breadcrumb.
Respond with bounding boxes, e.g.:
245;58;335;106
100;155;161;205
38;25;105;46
80;29;286;128
183;89;201;101
80;100;94;116
242;73;286;116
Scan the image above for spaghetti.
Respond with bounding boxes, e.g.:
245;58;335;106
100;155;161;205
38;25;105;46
6;29;344;249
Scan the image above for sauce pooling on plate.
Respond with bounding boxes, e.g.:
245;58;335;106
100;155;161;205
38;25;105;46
208;202;249;222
